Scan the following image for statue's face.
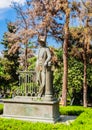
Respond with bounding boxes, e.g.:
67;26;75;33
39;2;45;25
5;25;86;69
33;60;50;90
39;41;46;47
38;35;46;47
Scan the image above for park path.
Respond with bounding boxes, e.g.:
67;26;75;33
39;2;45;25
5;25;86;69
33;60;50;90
60;115;77;125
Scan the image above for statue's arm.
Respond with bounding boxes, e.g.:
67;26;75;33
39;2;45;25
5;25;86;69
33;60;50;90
44;48;51;66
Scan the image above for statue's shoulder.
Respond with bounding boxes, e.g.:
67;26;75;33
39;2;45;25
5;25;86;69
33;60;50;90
45;47;50;50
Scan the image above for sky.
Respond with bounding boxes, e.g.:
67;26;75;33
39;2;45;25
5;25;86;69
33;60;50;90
0;0;26;56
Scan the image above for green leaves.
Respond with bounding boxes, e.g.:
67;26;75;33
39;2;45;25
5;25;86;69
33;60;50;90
68;57;83;92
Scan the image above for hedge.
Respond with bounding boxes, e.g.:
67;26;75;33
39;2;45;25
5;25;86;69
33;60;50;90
59;106;88;115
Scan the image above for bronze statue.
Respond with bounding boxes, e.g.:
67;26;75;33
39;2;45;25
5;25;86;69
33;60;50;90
36;35;51;97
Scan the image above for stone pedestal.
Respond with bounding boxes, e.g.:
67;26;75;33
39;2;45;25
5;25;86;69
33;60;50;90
45;67;54;101
3;96;60;123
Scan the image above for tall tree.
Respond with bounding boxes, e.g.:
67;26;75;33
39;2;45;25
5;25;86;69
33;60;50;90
7;2;36;70
7;0;64;71
79;0;92;107
0;22;19;94
69;25;92;107
60;0;70;106
65;0;92;107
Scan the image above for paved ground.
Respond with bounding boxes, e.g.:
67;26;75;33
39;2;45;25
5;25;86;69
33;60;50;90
59;115;77;125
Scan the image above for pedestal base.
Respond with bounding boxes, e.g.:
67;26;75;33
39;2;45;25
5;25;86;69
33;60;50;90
3;96;60;123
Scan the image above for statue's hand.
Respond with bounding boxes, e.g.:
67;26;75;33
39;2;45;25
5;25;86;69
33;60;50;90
48;61;51;66
44;62;47;67
36;78;39;85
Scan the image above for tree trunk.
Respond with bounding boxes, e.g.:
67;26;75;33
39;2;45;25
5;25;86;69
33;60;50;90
83;51;87;107
83;19;89;107
60;3;70;106
83;34;88;107
61;41;68;106
25;43;28;71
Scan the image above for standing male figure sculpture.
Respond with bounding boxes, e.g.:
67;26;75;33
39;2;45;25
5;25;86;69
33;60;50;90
36;35;52;97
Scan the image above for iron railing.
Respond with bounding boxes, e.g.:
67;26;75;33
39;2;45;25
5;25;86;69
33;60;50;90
16;71;39;96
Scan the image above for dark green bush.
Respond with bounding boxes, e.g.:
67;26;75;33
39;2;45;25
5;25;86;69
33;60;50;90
69;108;92;130
59;106;87;115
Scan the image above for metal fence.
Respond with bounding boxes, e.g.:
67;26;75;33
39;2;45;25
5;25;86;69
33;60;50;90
16;71;39;96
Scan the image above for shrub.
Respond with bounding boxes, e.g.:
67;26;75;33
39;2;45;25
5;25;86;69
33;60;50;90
70;108;92;130
59;106;87;115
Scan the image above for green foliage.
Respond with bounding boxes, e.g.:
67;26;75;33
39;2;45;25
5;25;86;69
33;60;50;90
0;23;19;95
0;57;18;94
53;69;63;98
53;48;63;98
68;57;92;105
71;109;92;130
68;57;83;92
68;57;84;105
59;106;87;115
0;58;13;79
87;64;92;87
28;57;37;70
53;55;84;104
87;64;92;103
